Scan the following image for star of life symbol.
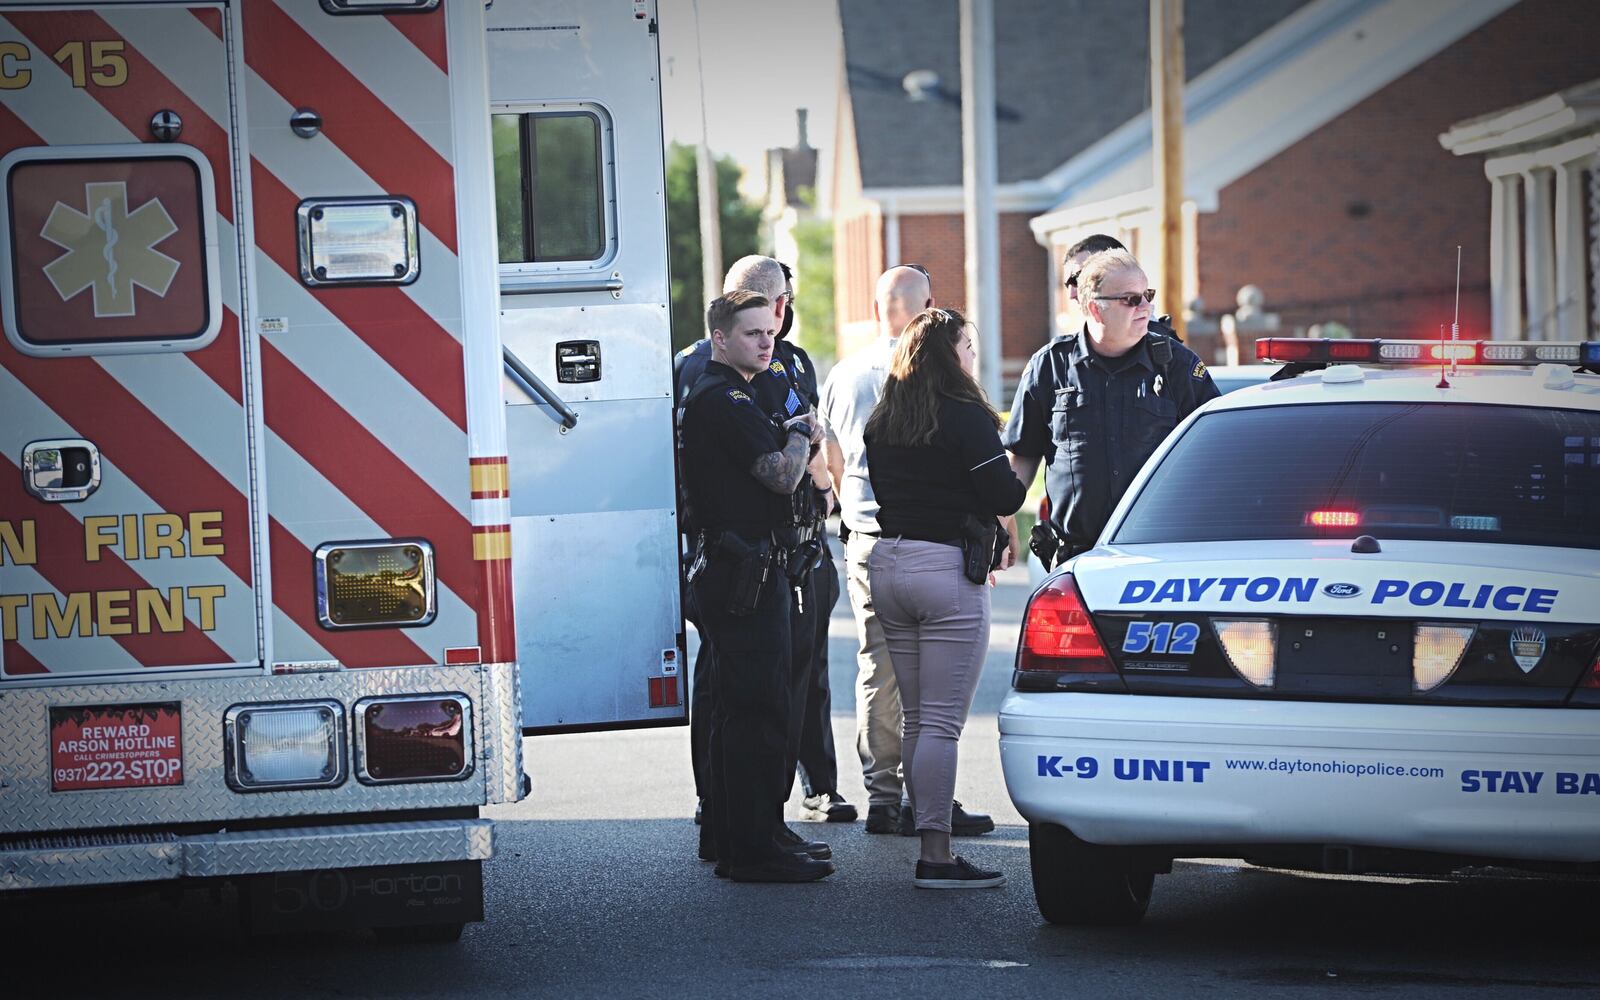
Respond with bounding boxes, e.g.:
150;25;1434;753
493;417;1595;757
41;181;180;318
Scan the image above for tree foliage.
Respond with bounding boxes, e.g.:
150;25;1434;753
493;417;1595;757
666;142;763;354
789;192;835;365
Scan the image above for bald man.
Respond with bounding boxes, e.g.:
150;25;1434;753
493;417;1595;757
818;265;994;837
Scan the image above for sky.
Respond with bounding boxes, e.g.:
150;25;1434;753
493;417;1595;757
657;0;843;205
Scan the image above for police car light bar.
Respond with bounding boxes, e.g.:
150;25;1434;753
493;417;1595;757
1256;338;1598;367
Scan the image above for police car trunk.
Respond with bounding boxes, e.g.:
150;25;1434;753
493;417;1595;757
1000;344;1600;904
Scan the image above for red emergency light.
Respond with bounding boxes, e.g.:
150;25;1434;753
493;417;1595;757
1305;510;1360;528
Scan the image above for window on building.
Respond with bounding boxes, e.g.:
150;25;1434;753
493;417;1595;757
492;110;608;265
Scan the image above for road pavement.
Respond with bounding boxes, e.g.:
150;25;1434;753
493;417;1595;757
3;550;1595;998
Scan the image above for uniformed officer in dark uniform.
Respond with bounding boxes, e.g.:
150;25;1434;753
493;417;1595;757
676;259;853;831
680;289;836;883
1004;248;1219;568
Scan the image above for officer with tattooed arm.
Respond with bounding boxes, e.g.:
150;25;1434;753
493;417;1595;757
680;290;836;883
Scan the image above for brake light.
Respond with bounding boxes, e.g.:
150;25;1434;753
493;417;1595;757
1019;574;1113;673
1583;651;1600;689
1306;510;1360;528
354;694;473;784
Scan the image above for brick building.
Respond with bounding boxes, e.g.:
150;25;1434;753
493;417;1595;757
830;0;1308;378
833;0;1600;378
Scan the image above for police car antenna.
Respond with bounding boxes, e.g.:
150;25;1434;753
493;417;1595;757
1436;246;1462;390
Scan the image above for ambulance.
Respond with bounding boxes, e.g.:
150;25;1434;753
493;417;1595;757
0;0;683;940
1001;340;1600;925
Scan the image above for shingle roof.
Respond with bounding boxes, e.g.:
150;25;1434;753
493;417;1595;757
840;0;1315;189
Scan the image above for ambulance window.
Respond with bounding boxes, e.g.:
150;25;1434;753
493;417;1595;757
493;110;607;264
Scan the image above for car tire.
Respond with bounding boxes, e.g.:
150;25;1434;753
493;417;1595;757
1028;822;1154;926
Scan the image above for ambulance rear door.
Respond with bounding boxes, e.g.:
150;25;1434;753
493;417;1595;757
487;0;684;731
0;3;261;680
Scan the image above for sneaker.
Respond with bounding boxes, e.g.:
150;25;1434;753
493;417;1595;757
800;791;858;823
774;823;832;860
898;800;996;837
864;802;902;835
725;854;836;883
913;855;1005;890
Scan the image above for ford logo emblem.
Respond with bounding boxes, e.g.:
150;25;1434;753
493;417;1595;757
1323;582;1362;598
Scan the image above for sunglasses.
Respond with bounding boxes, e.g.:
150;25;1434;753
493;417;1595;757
1064;272;1079;289
1093;288;1157;308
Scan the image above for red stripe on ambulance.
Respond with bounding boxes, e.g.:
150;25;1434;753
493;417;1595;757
242;0;458;253
4;10;236;222
248;161;468;430
0;456;235;668
385;9;448;74
258;340;475;602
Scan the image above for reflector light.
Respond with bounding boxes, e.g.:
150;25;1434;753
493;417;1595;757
315;539;436;628
1018;575;1114;673
1413;624;1475;693
297;197;419;285
1213;619;1277;688
355;694;473;784
224;701;345;791
1306;510;1360;527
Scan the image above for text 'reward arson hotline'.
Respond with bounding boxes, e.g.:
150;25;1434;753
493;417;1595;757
50;703;183;791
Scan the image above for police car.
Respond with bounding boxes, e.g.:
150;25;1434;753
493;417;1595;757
999;338;1600;925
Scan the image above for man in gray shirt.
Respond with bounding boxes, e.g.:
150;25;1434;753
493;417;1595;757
820;264;994;836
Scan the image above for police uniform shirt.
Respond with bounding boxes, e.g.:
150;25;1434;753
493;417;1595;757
676;337;817;423
1002;327;1219;548
682;360;790;537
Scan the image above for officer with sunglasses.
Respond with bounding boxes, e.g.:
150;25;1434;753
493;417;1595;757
1003;248;1219;569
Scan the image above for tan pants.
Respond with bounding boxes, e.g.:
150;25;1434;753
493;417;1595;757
845;533;903;806
866;537;990;834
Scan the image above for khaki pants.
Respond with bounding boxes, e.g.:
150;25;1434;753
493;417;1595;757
845;532;903;806
867;537;989;834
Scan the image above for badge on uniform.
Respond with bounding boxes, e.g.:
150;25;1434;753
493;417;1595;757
784;387;802;416
1152;375;1164;396
726;389;752;404
1192;361;1208;379
769;360;786;377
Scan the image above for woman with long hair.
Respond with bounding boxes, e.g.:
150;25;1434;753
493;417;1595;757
863;308;1026;888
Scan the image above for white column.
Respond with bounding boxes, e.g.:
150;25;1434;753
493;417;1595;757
884;199;901;270
1554;160;1587;341
1523;167;1556;340
960;0;1002;401
1489;173;1522;340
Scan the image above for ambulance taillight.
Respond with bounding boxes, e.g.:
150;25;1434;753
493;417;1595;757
355;695;473;784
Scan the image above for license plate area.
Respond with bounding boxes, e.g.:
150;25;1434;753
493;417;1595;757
1276;619;1414;697
49;702;184;791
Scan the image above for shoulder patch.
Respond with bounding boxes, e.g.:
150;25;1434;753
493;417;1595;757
768;360;786;376
1192;360;1208;380
725;388;752;404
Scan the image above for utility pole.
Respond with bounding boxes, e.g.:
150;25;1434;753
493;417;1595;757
1151;0;1186;341
692;0;722;304
960;0;1001;402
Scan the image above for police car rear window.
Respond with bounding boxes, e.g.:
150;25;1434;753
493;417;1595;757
1114;402;1600;550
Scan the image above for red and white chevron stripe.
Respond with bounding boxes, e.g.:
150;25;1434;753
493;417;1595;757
0;1;512;676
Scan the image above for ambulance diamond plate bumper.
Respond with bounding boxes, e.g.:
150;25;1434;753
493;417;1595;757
0;819;492;891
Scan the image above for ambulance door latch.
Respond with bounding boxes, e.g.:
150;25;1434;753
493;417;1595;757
22;439;100;503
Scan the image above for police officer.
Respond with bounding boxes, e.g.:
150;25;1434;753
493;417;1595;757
680;289;835;883
1004;249;1219;568
677;258;853;830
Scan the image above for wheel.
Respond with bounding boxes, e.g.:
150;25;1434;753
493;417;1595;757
1028;822;1154;926
373;921;465;944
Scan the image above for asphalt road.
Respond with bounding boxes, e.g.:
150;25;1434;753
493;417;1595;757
4;552;1596;998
